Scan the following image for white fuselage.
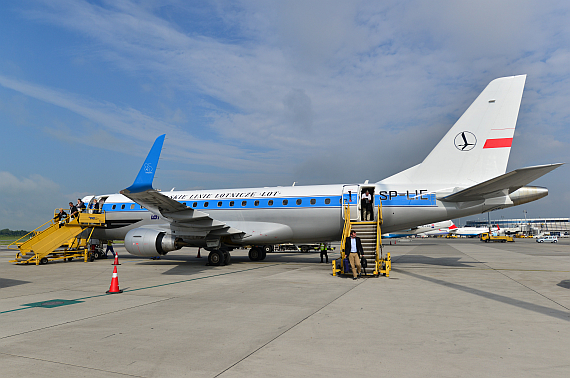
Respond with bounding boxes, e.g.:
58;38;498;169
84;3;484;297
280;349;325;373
88;182;516;246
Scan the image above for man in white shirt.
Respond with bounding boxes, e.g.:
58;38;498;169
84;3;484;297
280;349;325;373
361;190;372;221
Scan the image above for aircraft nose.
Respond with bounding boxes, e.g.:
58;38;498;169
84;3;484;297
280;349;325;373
509;186;548;206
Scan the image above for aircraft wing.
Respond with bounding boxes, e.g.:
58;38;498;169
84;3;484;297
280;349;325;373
440;163;563;202
120;135;244;237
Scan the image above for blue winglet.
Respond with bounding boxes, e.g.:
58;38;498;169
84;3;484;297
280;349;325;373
123;134;165;193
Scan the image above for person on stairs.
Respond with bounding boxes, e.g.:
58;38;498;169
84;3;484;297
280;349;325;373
344;230;363;280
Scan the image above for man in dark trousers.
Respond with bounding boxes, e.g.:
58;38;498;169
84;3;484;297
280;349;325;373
344;230;363;280
319;242;328;263
69;202;79;220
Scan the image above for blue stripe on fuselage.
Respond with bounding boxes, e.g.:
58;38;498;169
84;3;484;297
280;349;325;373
101;192;437;213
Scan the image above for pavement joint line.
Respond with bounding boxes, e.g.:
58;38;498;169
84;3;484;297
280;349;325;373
0;297;174;340
454;245;570;312
0;264;281;315
0;352;147;377
213;279;366;378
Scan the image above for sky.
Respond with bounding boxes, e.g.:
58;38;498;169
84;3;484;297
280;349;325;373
1;0;569;231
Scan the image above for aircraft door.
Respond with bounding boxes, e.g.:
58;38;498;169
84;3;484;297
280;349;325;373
342;185;360;221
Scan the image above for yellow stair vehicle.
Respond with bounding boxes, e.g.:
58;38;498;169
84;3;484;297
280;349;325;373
332;203;391;277
480;232;514;243
8;210;106;265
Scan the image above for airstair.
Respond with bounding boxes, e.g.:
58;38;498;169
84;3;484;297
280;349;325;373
332;202;391;277
8;211;106;265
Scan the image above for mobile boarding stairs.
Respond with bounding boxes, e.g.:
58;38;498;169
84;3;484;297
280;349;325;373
8;210;106;265
332;202;391;277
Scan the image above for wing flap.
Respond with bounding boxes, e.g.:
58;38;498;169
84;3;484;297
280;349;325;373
441;163;562;202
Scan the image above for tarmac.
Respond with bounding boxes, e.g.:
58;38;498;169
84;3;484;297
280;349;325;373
1;238;569;377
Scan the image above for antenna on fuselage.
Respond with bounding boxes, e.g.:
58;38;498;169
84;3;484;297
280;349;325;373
292;182;296;186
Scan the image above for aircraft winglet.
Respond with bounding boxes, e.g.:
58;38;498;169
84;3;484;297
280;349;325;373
122;134;165;194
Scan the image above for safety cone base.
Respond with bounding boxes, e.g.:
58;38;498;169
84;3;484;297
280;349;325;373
106;289;123;294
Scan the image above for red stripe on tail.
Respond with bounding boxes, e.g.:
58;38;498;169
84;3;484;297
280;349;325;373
483;138;513;149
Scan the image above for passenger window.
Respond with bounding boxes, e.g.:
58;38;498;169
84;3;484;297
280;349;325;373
283;199;288;205
193;202;197;208
242;201;247;206
230;201;234;207
121;204;125;209
310;199;316;205
254;200;259;206
268;200;273;206
296;199;302;205
204;202;209;207
130;204;135;209
112;205;116;210
218;201;222;207
325;198;331;205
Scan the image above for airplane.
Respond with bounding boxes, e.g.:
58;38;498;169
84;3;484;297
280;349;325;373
84;75;562;266
382;220;454;238
420;222;498;237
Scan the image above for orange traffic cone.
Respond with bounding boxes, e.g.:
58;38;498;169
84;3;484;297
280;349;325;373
106;266;123;294
112;253;120;265
196;247;201;258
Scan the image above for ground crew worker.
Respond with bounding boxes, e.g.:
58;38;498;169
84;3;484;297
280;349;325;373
105;240;116;258
320;242;328;263
344;230;363;280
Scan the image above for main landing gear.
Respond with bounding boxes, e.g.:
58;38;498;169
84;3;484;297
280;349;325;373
248;246;268;261
207;250;231;266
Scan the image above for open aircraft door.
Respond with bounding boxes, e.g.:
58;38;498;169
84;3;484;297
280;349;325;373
342;185;359;221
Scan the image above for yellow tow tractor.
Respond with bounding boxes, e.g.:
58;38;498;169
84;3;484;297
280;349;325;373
480;232;514;243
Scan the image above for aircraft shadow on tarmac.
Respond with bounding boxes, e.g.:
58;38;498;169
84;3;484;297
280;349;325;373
133;252;328;275
557;280;570;289
0;278;31;289
392;255;481;268
403;271;570;321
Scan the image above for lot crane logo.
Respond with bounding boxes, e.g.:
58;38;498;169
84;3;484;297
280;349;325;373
144;163;154;174
454;131;477;151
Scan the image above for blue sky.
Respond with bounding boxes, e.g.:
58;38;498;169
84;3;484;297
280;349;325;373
1;0;569;230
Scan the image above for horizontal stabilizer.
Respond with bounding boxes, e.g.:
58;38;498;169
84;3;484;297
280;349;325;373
441;163;563;202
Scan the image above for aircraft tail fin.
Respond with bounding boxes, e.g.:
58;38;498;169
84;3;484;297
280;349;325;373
122;134;165;194
381;75;527;186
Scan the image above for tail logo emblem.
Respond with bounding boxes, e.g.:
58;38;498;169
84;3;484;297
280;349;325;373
144;163;154;174
454;131;477;151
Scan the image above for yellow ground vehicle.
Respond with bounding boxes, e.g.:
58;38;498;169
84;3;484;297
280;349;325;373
480;232;514;243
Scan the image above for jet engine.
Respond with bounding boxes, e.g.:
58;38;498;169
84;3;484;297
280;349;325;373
124;228;183;257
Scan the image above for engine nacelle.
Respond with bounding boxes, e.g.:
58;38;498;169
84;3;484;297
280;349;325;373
125;228;182;257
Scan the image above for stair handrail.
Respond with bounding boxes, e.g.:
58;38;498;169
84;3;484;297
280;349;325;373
340;202;352;259
376;201;383;260
7;216;56;250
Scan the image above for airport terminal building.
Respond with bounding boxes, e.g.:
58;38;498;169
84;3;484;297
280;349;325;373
465;218;570;236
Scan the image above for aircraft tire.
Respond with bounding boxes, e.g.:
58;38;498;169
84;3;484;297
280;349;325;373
208;250;225;266
224;251;231;265
248;247;261;261
259;251;267;260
